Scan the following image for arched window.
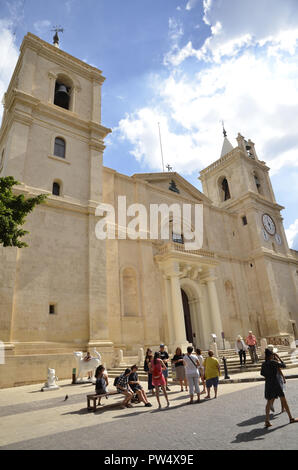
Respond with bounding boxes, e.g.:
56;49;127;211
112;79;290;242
253;172;261;193
219;177;231;201
52;182;60;196
54;80;71;110
54;137;66;159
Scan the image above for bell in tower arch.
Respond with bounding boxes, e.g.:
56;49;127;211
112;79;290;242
54;82;70;110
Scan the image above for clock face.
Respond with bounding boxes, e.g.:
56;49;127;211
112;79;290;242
275;233;282;245
262;229;269;241
262;214;276;235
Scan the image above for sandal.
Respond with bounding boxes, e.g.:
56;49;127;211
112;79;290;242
290;418;298;423
264;421;272;428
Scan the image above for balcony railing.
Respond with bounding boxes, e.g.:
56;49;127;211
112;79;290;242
156;242;215;258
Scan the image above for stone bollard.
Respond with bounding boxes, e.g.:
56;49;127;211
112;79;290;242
260;338;268;359
113;349;124;367
210;342;219;358
138;348;144;366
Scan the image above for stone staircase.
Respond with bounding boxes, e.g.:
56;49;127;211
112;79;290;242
107;346;297;381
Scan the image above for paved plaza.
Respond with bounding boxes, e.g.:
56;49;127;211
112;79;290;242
0;375;297;450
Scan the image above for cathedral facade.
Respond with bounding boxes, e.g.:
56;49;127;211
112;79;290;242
0;34;297;388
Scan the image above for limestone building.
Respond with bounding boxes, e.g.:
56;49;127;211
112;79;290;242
0;34;297;387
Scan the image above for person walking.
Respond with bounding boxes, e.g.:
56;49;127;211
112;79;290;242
159;344;170;391
246;331;258;363
149;352;170;409
235;335;248;367
183;346;200;404
144;348;155;396
261;348;298;428
195;348;206;394
129;365;152;407
203;350;220;399
267;345;286;413
172;347;188;392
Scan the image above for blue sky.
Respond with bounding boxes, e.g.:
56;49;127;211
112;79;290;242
0;0;298;248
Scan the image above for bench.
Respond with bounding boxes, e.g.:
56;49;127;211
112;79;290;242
87;391;119;411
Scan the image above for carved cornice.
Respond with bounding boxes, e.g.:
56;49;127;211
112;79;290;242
21;33;105;84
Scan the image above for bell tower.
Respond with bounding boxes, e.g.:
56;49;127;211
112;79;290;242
0;33;114;364
199;132;298;339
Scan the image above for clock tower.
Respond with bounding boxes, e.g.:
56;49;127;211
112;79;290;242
199;132;298;339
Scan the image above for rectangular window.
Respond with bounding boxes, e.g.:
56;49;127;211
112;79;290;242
172;232;184;244
242;216;248;226
49;304;56;315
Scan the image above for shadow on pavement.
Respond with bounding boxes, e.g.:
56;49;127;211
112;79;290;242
61;402;122;416
237;414;276;426
232;424;288;443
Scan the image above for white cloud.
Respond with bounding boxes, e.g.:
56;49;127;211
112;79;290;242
0;21;19;121
168;0;298;65
33;20;51;35
285;219;298;250
186;0;199;10
118;49;298;175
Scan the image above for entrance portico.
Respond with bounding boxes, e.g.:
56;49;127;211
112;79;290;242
155;242;224;352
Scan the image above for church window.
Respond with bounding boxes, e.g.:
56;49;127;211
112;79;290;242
242;216;248;226
253;172;261;193
222;178;231;200
52;182;60;196
219;176;231;201
49;304;56;315
54;80;71;110
54;137;66;159
172;232;184;244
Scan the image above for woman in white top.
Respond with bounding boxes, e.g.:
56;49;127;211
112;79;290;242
195;348;206;394
235;335;248;367
183;346;200;404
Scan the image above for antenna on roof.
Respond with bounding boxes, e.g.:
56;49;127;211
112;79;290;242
51;26;64;48
158;122;165;172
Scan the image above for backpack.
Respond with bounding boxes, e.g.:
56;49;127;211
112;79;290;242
113;376;120;387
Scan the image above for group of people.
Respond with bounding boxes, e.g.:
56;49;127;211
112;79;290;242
144;344;221;407
91;337;298;428
235;330;259;367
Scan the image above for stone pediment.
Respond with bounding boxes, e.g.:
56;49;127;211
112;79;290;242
132;172;211;204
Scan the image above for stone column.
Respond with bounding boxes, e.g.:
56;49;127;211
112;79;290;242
206;273;223;343
162;275;175;346
48;72;56;103
169;271;189;351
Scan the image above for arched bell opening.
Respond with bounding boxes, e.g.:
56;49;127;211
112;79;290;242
54;75;73;110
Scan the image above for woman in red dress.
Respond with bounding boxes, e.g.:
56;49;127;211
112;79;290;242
149;352;170;409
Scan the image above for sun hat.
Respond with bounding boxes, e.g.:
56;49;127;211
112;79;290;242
267;344;278;354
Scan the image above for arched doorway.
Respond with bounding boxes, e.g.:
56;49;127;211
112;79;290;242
181;289;193;344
